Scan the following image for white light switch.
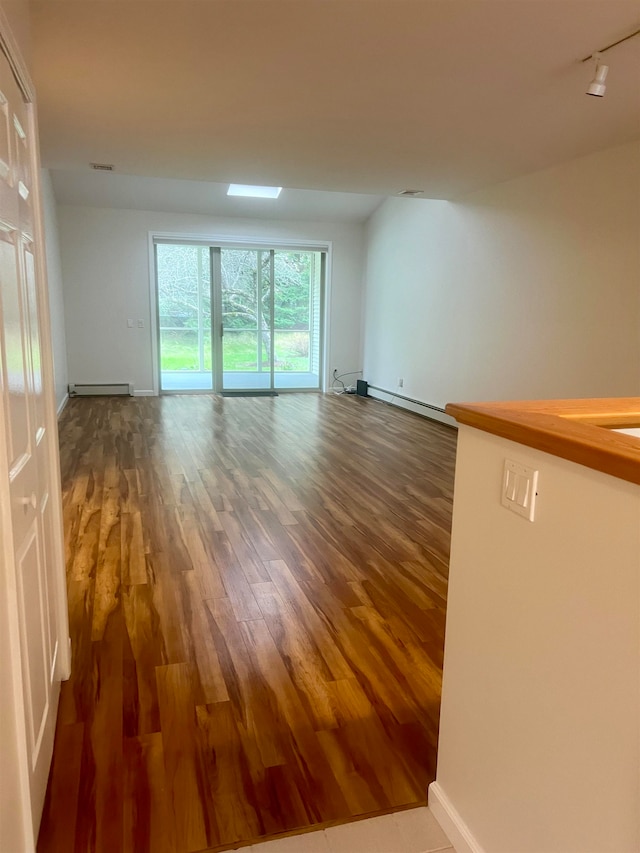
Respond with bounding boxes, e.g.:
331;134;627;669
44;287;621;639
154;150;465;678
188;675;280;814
127;318;134;328
137;319;144;328
501;459;538;522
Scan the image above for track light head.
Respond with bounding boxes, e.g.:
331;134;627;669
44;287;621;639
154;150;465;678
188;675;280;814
586;56;609;97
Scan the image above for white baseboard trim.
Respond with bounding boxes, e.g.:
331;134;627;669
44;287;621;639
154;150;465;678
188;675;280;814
133;390;156;397
428;782;486;853
56;393;69;418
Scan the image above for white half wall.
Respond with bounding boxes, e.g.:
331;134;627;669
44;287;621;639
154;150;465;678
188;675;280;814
433;425;640;852
41;169;68;410
363;141;640;409
57;206;365;394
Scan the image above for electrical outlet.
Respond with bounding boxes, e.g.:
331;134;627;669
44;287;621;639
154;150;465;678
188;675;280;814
127;318;134;328
137;319;144;328
398;377;404;388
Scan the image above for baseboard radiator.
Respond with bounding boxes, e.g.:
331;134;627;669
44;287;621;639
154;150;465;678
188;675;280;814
68;383;134;397
367;385;446;414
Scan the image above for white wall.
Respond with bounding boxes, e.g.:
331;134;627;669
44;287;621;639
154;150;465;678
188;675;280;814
58;206;365;394
363;141;640;414
430;425;640;852
41;169;68;410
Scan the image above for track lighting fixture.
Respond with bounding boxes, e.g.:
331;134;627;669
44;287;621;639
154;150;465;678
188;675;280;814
586;55;609;97
581;27;640;98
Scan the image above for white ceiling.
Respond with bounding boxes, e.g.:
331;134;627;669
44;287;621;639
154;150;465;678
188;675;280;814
31;0;640;202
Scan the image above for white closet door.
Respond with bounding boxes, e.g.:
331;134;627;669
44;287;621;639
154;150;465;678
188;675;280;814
0;46;60;847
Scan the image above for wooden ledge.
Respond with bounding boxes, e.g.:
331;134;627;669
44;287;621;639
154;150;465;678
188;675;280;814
445;398;640;486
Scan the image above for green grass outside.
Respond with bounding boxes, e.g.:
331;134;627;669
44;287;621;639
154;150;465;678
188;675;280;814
160;330;310;372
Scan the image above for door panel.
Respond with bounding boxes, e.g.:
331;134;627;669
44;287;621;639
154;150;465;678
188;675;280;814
24;239;45;434
13;111;32;229
0;88;11;182
0;229;29;465
15;525;50;761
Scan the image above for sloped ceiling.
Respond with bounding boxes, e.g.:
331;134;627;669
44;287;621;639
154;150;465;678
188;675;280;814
48;169;385;221
31;0;640;200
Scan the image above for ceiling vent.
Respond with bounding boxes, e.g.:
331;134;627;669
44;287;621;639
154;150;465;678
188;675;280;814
90;162;114;171
397;189;424;197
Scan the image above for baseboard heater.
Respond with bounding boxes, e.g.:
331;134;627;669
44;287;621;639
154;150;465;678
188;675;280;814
68;383;134;397
367;385;447;415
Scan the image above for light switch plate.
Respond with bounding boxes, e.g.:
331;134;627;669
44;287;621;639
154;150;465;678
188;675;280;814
501;459;538;522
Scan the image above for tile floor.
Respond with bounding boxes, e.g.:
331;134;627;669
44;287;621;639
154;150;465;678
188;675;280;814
246;808;455;853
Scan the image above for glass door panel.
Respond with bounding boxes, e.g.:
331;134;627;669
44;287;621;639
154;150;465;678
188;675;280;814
274;250;322;390
157;243;212;391
220;248;272;390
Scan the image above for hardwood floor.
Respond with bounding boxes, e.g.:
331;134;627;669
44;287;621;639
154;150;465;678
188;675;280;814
38;393;457;853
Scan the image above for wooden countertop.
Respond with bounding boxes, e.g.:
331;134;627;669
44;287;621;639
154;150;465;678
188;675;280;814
445;397;640;486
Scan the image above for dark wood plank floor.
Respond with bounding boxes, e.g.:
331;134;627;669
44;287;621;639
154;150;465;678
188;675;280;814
38;393;457;853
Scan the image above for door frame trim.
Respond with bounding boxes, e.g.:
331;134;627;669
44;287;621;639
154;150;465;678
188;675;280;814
0;6;34;103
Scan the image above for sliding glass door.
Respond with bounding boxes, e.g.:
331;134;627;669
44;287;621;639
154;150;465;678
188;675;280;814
156;240;325;394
